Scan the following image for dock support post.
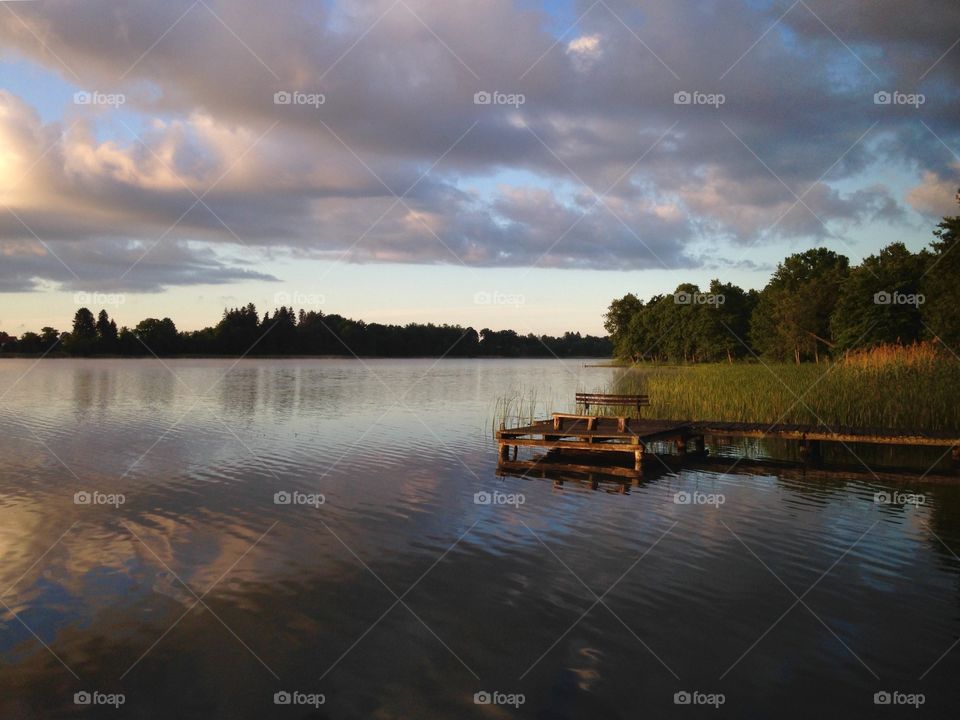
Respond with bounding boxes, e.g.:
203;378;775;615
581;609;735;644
800;438;821;463
693;435;705;453
633;439;643;471
676;436;686;454
499;442;510;461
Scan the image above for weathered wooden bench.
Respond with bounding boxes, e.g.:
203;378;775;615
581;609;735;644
549;394;650;433
576;393;649;414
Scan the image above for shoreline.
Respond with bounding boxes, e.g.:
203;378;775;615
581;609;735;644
0;354;614;360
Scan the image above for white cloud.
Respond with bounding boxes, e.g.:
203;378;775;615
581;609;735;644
566;33;603;71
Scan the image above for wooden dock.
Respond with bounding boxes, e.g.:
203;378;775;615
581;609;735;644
496;417;960;471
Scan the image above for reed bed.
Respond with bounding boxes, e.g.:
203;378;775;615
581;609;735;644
491;387;553;434
611;343;960;431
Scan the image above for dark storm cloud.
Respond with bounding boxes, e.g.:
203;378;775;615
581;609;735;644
0;238;277;293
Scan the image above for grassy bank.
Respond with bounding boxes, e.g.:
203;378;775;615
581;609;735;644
611;343;960;431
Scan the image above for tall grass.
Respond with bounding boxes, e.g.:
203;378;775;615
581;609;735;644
612;343;960;431
491;387;553;434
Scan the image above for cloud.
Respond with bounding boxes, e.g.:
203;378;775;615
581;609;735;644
566;33;603;71
0;0;957;291
0;237;278;293
907;168;960;217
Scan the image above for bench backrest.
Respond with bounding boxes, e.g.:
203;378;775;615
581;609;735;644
576;393;649;408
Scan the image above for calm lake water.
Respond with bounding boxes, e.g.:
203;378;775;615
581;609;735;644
1;358;959;718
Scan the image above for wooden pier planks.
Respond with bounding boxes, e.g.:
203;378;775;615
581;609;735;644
496;417;960;468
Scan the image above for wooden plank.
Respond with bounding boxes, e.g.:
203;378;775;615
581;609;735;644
691;424;960;447
501;416;960;449
575;392;650;409
576;393;648;399
498;419;689;441
505;438;645;452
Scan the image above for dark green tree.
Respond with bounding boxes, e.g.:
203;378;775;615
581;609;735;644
261;306;298;354
922;189;960;347
134;318;179;355
17;332;42;354
831;243;929;351
699;281;758;362
67;308;97;355
751;248;849;363
40;327;61;352
215;303;260;354
95;310;119;353
604;293;643;357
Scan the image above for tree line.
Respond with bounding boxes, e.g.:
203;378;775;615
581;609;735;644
605;192;960;363
0;305;611;358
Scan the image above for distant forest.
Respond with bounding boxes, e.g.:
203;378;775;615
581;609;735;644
0;306;611;359
605;191;960;363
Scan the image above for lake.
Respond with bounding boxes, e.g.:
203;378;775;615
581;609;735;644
0;358;958;718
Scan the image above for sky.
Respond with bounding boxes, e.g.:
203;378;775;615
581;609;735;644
0;0;958;336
